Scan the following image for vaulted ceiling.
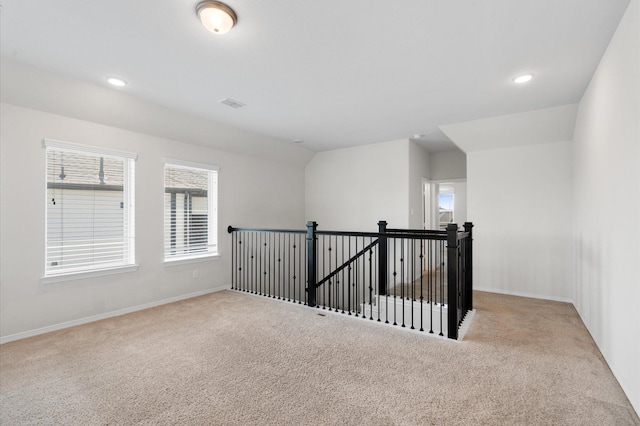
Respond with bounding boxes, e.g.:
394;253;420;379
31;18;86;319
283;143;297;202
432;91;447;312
0;0;631;152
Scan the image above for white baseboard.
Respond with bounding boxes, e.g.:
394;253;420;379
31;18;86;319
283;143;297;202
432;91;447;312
474;286;574;304
0;285;229;345
573;306;640;417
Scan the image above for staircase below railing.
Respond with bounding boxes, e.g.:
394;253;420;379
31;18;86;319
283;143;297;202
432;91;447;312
227;221;473;339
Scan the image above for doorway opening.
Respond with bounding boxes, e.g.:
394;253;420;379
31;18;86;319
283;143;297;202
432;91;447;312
422;179;467;230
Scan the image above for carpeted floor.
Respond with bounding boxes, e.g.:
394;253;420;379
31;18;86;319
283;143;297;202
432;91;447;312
1;290;638;425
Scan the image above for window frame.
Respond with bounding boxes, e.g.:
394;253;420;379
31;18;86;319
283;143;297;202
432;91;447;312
163;158;219;264
42;139;137;281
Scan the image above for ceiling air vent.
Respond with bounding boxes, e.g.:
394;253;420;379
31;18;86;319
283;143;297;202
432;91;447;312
219;98;245;109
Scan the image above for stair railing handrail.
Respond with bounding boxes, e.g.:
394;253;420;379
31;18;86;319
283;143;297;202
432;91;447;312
315;238;379;288
227;225;305;235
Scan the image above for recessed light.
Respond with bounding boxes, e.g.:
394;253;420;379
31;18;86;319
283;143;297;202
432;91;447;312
293;139;304;144
106;77;127;87
513;74;534;84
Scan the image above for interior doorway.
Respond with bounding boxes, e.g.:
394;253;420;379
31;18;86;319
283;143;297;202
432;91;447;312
422;179;436;230
422;179;467;230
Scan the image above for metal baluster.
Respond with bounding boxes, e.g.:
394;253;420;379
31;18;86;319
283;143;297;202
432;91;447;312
240;232;244;292
264;234;268;296
428;239;433;333
292;238;297;303
385;240;389;324
248;233;253;293
372;239;378;321
277;234;281;299
349;237;360;317
360;237;365;318
301;234;305;305
244;232;248;292
261;233;265;295
360;237;367;319
327;237;332;310
253;233;258;294
440;239;445;336
340;236;348;314
286;234;291;301
269;233;273;297
298;234;303;304
245;232;249;293
335;235;339;311
257;233;261;295
231;231;235;289
347;237;352;315
401;238;405;328
410;239;415;330
232;231;236;290
296;234;300;302
420;238;424;332
376;241;380;321
393;238;397;326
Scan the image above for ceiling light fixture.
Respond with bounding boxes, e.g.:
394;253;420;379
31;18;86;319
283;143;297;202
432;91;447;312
106;77;127;87
513;74;534;84
196;1;237;35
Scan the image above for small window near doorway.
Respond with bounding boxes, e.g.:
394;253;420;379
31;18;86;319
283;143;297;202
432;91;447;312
438;192;455;230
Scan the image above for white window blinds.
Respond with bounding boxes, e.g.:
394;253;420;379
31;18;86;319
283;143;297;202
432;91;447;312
44;139;136;276
164;161;218;261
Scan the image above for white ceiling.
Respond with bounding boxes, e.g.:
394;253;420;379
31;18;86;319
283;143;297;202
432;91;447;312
0;0;631;152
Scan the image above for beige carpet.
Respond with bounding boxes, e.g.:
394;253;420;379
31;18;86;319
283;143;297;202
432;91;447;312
1;290;638;425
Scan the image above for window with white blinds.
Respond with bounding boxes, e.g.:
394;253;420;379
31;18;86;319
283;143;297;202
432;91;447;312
44;139;136;277
164;160;218;261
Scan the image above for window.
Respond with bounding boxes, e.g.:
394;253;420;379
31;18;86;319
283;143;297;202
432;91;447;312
438;185;455;230
44;139;136;277
164;160;218;261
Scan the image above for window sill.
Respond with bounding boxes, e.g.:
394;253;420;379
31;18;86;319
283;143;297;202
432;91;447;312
164;253;220;267
42;264;139;284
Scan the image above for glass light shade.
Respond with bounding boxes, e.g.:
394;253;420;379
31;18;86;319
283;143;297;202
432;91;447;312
107;77;127;87
197;1;237;34
513;74;534;84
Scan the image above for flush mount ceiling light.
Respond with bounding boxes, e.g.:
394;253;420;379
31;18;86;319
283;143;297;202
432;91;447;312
513;74;534;84
196;1;237;35
106;77;127;87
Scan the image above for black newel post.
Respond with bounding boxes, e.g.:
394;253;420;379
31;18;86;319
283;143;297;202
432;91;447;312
446;223;459;340
378;221;388;295
306;221;318;307
463;222;474;312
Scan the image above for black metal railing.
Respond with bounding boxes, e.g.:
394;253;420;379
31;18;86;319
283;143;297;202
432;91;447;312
228;227;307;304
228;221;473;339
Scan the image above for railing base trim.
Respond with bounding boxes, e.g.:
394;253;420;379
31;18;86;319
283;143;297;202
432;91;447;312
231;287;475;342
456;309;476;341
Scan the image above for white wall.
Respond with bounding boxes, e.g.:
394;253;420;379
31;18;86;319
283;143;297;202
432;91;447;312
572;0;640;413
467;141;574;301
443;181;468;226
0;103;306;341
441;104;578;152
305;139;411;231
409;141;431;229
1;59;314;167
429;149;467;180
